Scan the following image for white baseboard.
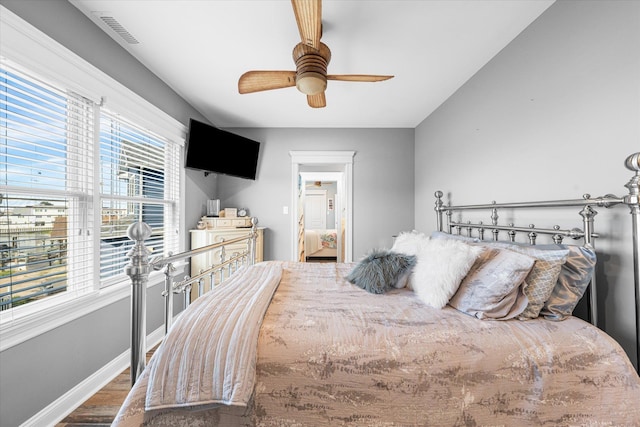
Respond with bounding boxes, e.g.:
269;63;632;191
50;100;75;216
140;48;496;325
21;326;165;427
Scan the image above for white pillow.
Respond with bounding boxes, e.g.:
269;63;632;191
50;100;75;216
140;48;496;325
391;230;429;256
410;238;484;308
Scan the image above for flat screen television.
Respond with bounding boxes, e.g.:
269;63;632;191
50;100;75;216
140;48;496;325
184;118;260;180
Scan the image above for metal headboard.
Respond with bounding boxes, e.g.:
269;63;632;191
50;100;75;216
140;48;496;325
434;152;640;371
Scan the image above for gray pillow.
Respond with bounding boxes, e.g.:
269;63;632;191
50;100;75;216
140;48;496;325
486;242;569;320
346;249;417;294
448;246;535;320
540;245;596;320
432;231;571;319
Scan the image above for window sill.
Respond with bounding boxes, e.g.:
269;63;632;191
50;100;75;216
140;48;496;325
0;272;166;352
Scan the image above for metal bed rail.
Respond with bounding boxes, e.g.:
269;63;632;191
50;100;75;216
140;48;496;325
124;218;258;386
434;152;640;373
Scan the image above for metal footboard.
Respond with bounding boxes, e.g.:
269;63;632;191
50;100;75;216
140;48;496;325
124;218;258;386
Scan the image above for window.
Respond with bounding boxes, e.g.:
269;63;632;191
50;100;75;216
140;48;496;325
98;110;180;284
0;65;94;310
0;62;181;312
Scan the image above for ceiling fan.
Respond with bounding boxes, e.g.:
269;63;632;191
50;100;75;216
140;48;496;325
237;0;394;108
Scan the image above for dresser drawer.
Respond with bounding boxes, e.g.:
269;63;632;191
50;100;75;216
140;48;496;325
202;217;252;228
231;218;251;227
214;219;232;227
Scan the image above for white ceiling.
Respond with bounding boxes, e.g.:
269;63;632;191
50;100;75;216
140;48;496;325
69;0;554;129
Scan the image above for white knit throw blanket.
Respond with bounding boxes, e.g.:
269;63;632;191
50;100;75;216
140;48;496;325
145;262;283;411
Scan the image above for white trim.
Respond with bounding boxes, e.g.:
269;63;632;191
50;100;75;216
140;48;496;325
290;151;355;262
20;326;166;427
300;172;344;183
179;156;188;253
290;150;356;165
0;271;165;352
0;260;186;351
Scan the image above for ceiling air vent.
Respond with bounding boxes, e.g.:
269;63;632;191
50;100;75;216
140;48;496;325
93;12;139;44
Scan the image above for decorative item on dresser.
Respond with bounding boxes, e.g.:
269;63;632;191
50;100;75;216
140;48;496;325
224;207;238;218
117;152;640;426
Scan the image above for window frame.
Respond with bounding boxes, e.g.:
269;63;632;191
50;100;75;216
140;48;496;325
0;6;187;351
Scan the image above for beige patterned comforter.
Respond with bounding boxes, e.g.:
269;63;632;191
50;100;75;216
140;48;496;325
113;261;640;426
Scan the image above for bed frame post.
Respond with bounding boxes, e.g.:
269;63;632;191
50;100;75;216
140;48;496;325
623;152;640;371
250;217;258;264
124;222;153;386
435;191;444;231
579;202;598;326
162;261;176;335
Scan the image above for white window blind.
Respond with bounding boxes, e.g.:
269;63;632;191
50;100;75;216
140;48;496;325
99;110;180;284
0;64;94;310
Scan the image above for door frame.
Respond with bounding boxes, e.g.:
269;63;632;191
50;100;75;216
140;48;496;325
290;151;354;262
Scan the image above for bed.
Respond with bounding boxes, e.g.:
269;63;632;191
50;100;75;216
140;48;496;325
305;228;338;260
114;152;640;426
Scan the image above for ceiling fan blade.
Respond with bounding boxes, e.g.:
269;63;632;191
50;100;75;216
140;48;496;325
291;0;322;49
327;74;394;82
238;71;297;94
307;92;326;108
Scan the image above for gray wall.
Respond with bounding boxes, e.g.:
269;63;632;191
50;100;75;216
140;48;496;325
414;0;639;368
217;128;416;261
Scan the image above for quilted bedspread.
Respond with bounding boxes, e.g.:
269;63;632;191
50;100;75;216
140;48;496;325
113;261;640;426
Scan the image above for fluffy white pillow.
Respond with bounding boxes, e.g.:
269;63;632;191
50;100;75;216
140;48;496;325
391;230;430;256
410;238;484;308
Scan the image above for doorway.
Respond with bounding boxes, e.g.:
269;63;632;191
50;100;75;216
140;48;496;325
290;151;354;263
300;174;341;262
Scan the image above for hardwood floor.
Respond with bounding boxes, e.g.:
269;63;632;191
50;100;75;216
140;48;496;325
56;346;157;426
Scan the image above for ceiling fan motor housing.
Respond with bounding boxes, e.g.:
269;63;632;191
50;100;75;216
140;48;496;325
293;42;331;95
237;0;393;107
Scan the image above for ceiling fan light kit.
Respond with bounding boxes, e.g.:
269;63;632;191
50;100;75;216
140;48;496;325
296;72;326;95
237;0;393;108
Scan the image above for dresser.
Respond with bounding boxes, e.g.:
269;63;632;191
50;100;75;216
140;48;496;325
190;220;264;300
